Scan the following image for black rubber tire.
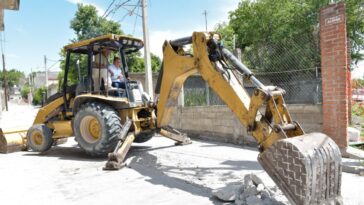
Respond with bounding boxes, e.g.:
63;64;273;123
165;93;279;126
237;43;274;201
134;131;154;143
73;102;122;156
27;124;54;152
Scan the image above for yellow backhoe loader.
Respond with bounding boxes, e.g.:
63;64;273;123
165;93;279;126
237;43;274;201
0;32;342;205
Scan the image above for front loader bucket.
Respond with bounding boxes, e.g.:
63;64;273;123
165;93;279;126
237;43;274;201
258;133;342;205
0;128;28;153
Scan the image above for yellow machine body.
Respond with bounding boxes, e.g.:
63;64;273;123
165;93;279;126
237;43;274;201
0;128;27;153
155;32;342;205
0;32;343;205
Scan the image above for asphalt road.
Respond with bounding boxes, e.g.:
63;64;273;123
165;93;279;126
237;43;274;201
0;102;363;205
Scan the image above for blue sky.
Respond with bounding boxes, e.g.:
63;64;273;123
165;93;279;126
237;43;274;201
2;0;363;78
2;0;239;74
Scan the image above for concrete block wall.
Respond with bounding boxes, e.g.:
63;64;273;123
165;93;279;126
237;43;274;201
129;73;159;93
287;104;323;132
170;104;323;145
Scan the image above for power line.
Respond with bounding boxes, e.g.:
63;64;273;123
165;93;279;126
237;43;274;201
104;0;132;20
47;60;61;71
45;58;59;63
132;0;141;35
102;0;117;18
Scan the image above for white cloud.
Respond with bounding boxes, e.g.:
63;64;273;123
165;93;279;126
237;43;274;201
148;29;202;58
6;54;20;59
65;0;105;16
15;25;26;34
208;0;240;29
352;61;364;79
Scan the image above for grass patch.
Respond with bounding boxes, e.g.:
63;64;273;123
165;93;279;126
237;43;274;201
352;102;364;117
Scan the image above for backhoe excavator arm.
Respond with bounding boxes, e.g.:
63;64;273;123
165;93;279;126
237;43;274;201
155;32;343;205
156;32;303;150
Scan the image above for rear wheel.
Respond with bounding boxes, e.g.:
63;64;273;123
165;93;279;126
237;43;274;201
73;102;122;156
27;124;54;152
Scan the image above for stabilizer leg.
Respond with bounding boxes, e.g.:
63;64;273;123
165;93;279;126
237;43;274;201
103;118;133;170
159;127;191;145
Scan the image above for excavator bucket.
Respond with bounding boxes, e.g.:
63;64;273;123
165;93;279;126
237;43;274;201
259;133;342;205
0;128;28;153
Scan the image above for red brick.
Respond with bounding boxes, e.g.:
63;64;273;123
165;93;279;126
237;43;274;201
320;3;349;148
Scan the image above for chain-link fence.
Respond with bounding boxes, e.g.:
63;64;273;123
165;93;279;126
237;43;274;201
183;34;322;106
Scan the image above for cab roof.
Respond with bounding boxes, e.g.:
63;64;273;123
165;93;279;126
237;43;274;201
63;34;144;54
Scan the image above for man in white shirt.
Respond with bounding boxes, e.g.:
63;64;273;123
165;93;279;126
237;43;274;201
93;48;112;90
108;57;127;89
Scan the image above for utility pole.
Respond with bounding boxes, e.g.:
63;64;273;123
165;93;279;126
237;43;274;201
44;55;48;98
203;10;208;32
141;0;153;99
2;53;8;111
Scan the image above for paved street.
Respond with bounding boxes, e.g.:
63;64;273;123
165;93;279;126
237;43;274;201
0;103;363;205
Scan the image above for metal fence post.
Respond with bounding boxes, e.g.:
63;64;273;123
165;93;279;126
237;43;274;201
205;82;210;106
178;85;185;107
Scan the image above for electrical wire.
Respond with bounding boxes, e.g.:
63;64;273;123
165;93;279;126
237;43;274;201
102;0;117;19
104;0;132;19
47;61;60;71
132;0;141;35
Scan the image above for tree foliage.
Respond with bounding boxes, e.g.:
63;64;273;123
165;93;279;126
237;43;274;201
70;4;123;41
0;69;25;87
21;85;31;99
222;0;364;71
32;87;46;105
59;4;162;86
215;22;235;51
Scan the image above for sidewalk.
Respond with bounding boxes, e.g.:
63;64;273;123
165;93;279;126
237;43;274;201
0;101;39;130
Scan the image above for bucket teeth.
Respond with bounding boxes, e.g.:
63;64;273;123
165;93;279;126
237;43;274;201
258;133;343;205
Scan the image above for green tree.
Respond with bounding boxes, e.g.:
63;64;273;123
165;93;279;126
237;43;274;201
59;4;162;85
0;69;25;87
70;4;123;41
227;0;364;67
127;52;162;73
20;85;31;99
214;22;235;51
151;53;162;72
32;87;46;105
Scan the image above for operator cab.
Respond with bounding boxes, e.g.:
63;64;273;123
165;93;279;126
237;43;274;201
61;34;149;109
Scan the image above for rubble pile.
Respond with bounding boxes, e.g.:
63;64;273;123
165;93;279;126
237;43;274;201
213;173;289;205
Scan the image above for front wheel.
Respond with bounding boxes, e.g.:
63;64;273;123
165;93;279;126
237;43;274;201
27;124;54;152
73;102;122;156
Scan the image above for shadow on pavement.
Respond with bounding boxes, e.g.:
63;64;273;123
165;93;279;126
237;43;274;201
126;150;221;204
126;146;262;205
22;146;107;162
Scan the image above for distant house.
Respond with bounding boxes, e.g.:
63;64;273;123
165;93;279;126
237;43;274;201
33;70;60;96
353;89;364;102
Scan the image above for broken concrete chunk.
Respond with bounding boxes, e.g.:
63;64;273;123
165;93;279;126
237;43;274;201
212;184;241;202
250;173;264;186
256;184;264;192
244;174;254;188
246;195;263;205
348;127;360;142
260;189;271;199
